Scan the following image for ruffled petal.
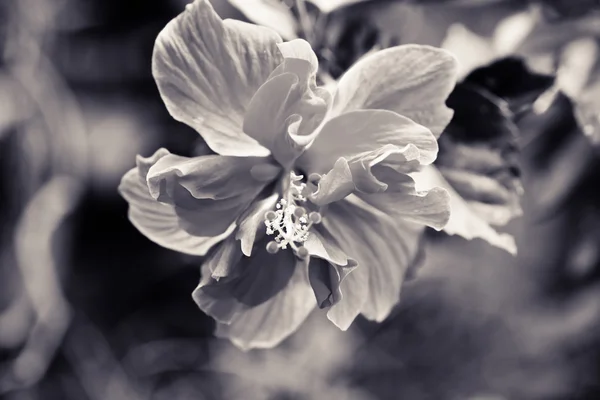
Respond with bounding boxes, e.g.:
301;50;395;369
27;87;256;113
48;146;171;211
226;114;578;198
152;0;284;156
324;257;368;330
308;144;423;206
193;237;316;350
243;40;331;168
413;165;517;255
192;236;298;324
276;39;319;73
118;149;233;256
145;151;278;237
304;229;357;309
308;158;355;206
332;44;458;137
358;165;451;231
323;196;424;323
213;258;315;350
306;143;450;231
299;110;438;175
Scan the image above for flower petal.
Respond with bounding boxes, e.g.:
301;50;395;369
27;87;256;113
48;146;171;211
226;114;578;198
305;141;449;232
276;39;319;74
235;194;279;257
118;150;233;256
300;109;438;175
308;144;424;206
332;44;458;137
413;165;517;255
304;229;357;309
213;258;315;350
323;196;424;323
358;165;451;231
324;257;368;330
152;0;283;156
312;157;451;230
145;151;276;237
203;235;244;280
147;153;275;201
195;247;316;350
192;236;298;325
243;40;331;168
308;158;355;206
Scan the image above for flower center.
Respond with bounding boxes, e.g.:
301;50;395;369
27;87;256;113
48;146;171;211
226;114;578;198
263;172;322;258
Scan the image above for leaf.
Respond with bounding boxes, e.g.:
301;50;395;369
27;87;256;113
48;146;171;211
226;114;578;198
438;82;522;223
434;58;553;229
411;62;528;254
463;57;555;116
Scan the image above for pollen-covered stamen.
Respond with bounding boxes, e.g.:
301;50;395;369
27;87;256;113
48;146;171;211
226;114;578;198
264;172;322;257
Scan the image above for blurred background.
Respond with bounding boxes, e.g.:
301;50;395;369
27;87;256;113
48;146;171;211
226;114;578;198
0;0;599;399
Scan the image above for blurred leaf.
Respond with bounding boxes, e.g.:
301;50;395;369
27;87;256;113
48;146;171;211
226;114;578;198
440;23;498;78
563;204;600;287
513;12;600;148
414;58;554;254
307;0;373;13
227;0;299;39
538;0;600;21
315;0;528;80
433;58;553;231
560;39;600;147
313;1;446;79
437;81;522;228
575;81;600;147
520;93;599;218
314;10;381;78
515;13;600;55
416;166;517;253
0;73;34;137
464;57;554;115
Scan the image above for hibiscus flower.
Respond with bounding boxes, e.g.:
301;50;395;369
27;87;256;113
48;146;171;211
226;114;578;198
230;0;521;256
119;0;458;350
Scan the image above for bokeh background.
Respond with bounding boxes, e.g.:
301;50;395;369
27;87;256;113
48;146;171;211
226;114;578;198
1;0;599;399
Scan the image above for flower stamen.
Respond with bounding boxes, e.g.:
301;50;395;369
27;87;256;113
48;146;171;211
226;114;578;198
264;172;321;257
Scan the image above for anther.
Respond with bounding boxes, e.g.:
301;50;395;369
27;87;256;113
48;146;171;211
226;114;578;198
308;211;322;224
296;246;309;259
265;210;277;221
266;241;280;254
263;172;322;255
293;206;306;218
